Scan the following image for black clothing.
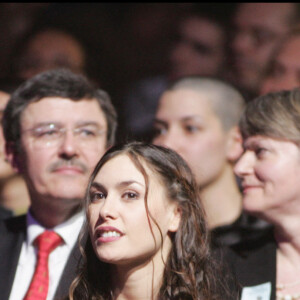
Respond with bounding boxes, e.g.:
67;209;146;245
225;228;276;300
211;211;272;247
0;205;13;220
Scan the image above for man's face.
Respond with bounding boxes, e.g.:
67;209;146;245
231;3;293;93
17;97;107;208
153;89;229;187
169;17;225;80
261;36;300;94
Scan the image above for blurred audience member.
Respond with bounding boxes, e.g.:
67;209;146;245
0;91;14;219
153;77;269;247
122;6;230;142
0;174;30;216
229;3;300;97
261;28;300;94
11;28;87;80
31;4;187;110
227;89;300;300
0;3;49;78
0;88;30;218
0;91;14;180
168;10;227;80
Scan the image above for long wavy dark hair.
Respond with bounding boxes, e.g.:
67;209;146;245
69;142;235;300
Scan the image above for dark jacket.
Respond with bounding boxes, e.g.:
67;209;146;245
224;228;276;300
211;211;272;247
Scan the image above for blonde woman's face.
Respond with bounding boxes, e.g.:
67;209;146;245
88;154;180;267
235;135;300;221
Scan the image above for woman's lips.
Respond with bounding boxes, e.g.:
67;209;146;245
242;184;262;193
95;226;124;243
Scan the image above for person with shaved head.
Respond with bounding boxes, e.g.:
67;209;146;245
153;76;269;246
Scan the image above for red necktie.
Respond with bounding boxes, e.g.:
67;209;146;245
23;231;63;300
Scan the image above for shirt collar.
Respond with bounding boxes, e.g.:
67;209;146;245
26;210;85;248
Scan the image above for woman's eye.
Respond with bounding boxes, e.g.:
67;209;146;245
152;126;167;137
255;147;267;158
91;192;105;202
123;192;138;200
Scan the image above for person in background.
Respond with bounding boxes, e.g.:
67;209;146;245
0;170;31;216
261;28;300;95
227;89;300;300
0;3;50;78
11;28;87;80
0;90;15;219
0;68;117;300
153;76;269;247
0;88;30;218
168;9;227;81
69;142;236;300
121;7;230;142
229;3;300;97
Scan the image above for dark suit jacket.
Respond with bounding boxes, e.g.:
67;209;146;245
225;228;276;300
211;211;272;247
0;215;82;300
0;206;13;220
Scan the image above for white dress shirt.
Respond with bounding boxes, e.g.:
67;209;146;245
9;210;84;300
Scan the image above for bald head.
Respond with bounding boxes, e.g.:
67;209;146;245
168;77;245;131
153;76;245;187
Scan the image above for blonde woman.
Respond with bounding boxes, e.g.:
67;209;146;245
228;89;300;300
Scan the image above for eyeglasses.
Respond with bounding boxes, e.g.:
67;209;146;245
22;123;106;149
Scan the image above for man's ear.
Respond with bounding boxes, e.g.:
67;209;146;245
168;204;182;233
225;126;243;163
5;142;22;173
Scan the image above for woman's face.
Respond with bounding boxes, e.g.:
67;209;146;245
88;154;180;268
234;135;300;221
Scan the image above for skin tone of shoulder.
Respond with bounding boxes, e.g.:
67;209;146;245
235;135;300;295
88;154;181;300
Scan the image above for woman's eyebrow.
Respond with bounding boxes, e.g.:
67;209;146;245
117;180;145;188
91;180;145;190
90;181;105;190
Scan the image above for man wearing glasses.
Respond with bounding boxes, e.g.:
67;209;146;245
0;69;117;300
